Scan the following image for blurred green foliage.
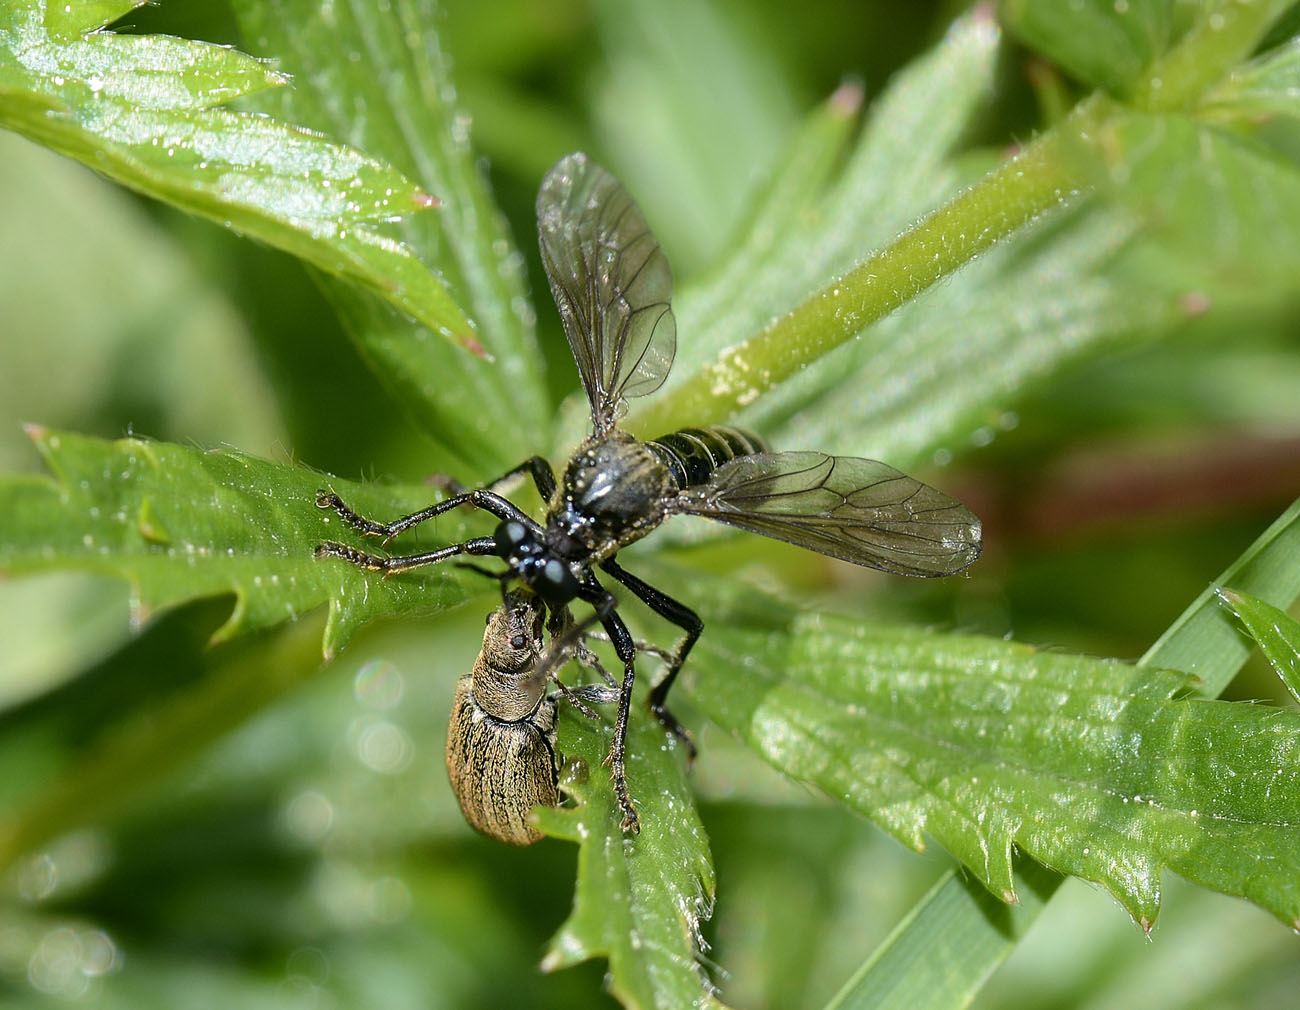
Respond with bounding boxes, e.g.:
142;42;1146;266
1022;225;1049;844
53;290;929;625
1;1;1300;1009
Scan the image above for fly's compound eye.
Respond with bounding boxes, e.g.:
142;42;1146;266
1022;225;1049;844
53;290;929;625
493;519;531;559
536;558;579;606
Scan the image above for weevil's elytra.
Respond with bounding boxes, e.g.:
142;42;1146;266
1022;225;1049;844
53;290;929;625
318;152;983;836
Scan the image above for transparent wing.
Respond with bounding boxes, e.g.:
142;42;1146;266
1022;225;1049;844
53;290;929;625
537;153;676;435
672;452;982;577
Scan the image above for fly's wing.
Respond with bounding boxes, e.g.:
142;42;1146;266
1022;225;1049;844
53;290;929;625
537;153;676;435
672;452;982;577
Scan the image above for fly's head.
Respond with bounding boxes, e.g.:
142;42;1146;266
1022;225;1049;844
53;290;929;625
492;519;581;606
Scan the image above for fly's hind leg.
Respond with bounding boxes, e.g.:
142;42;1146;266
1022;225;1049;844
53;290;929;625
600;559;701;762
574;579;640;834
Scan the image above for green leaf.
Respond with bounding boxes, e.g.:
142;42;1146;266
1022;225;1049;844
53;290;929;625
1200;35;1300;121
230;0;550;473
0;0;479;354
826;495;1300;1009
999;0;1196;96
677;576;1300;928
535;703;724;1010
44;0;142;37
1216;588;1300;705
0;428;486;657
1092;111;1300;293
0;130;286;470
1128;0;1296;112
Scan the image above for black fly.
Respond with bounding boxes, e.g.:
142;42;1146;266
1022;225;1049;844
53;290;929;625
316;152;982;833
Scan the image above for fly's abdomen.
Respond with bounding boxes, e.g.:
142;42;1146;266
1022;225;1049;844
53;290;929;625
648;426;769;489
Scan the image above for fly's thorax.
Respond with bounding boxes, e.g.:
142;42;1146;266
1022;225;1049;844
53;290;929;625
550;432;674;557
445;675;559;846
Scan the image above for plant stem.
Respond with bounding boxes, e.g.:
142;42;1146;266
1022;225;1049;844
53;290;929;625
628;98;1110;437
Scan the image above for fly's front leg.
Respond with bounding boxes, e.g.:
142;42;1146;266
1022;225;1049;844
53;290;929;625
315;488;472;544
317;489;539;579
316;458;554;545
600;558;701;761
317;486;537;563
315;537;497;573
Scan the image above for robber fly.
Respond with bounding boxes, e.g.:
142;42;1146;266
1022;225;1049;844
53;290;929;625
446;589;617;846
316;152;982;833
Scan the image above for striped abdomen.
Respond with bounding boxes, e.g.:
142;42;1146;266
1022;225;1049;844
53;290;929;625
648;425;768;490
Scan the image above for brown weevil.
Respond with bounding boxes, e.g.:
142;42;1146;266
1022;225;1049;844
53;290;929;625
445;589;615;845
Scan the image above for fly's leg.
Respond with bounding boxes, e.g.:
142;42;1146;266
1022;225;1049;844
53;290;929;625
315;457;555;544
314;537;497;573
315;488;538;576
429;456;558;510
600;559;701;761
569;578;639;834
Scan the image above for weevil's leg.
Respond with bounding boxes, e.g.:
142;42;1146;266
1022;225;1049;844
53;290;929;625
600;558;700;760
584;630;673;667
315;537;497;573
550;679;618;720
573;638;619;688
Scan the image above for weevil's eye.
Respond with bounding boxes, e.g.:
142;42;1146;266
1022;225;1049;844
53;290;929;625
536;558;579;605
509;633;528;649
493;519;530;557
